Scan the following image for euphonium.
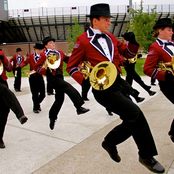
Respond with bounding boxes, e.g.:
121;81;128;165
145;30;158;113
156;55;174;75
79;61;117;90
0;60;3;75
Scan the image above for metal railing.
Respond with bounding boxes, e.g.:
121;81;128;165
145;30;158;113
8;4;174;18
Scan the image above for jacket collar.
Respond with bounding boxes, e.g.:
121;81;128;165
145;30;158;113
87;27;114;61
156;38;174;57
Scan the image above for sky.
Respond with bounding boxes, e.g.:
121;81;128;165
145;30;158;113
7;0;174;10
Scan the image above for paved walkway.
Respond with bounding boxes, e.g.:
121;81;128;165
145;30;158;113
1;76;174;174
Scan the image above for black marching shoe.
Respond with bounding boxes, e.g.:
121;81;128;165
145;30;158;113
0;139;5;149
106;109;113;116
33;110;39;114
135;97;145;103
169;135;174;143
49;119;55;130
38;106;41;111
151;83;156;86
77;107;90;115
102;140;121;163
148;90;156;96
139;156;165;173
82;97;89;101
19;115;28;124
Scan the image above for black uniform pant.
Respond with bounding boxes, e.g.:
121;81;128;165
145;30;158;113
92;75;158;159
125;63;150;92
29;74;45;110
0;80;24;140
48;74;84;121
46;75;54;94
13;67;21;90
159;80;174;136
81;78;91;99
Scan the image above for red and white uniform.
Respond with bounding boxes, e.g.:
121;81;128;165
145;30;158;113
0;51;12;81
19;52;40;71
10;54;24;68
67;27;139;85
35;49;69;75
144;38;174;81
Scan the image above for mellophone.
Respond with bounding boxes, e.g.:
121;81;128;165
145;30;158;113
27;53;60;77
79;61;117;90
156;55;174;75
0;60;3;75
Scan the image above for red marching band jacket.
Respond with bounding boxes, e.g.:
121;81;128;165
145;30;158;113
66;29;139;85
19;53;39;71
144;39;174;81
10;54;24;69
35;49;69;76
0;51;13;81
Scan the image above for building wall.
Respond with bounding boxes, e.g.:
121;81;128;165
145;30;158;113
0;0;8;21
0;42;70;59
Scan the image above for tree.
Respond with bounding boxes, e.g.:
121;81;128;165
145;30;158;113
67;17;84;54
128;0;158;53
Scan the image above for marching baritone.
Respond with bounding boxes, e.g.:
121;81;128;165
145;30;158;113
67;3;165;173
0;50;28;148
19;43;46;114
10;48;24;92
144;18;174;143
35;36;90;130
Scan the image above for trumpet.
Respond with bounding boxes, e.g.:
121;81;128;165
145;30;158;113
0;60;3;75
156;55;174;75
79;61;117;90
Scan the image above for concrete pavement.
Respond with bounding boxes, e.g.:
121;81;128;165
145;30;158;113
1;76;174;174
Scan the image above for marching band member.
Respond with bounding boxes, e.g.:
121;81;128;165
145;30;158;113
19;43;46;113
0;50;28;148
120;52;156;96
10;48;24;92
144;18;174;143
67;3;165;173
121;37;156;96
35;36;90;130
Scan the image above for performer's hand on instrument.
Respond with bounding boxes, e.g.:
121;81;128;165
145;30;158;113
16;66;21;70
122;31;139;45
0;55;4;60
165;70;174;83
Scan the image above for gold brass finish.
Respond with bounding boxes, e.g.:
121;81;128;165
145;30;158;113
0;60;3;75
156;55;174;75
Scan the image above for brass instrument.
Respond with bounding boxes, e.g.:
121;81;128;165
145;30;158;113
78;61;93;79
156;55;174;75
79;61;117;90
0;60;3;75
43;53;60;71
125;55;137;64
14;65;18;77
27;70;36;77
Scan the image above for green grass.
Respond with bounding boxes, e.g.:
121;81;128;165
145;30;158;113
6;58;146;77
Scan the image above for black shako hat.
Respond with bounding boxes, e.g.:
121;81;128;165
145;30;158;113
86;3;113;18
153;18;172;30
16;48;22;52
42;36;55;46
33;43;44;50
